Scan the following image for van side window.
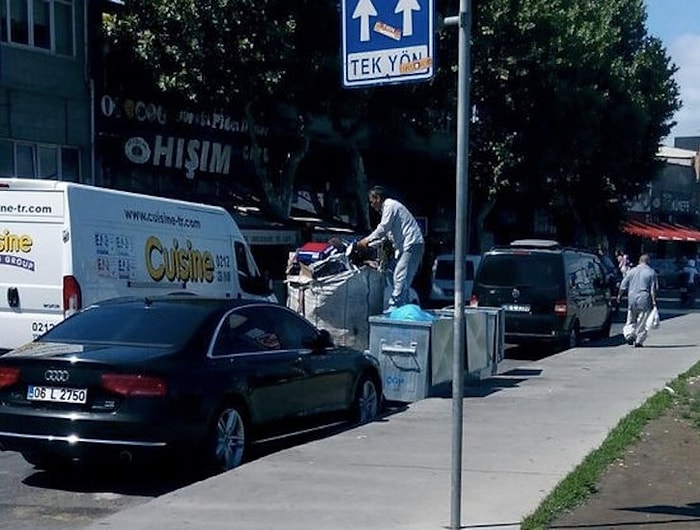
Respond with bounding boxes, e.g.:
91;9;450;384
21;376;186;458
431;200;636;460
234;241;252;278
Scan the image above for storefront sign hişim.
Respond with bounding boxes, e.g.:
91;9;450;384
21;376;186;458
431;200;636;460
100;94;269;179
124;135;228;180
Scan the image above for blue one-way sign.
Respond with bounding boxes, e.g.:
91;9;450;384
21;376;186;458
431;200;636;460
341;0;435;88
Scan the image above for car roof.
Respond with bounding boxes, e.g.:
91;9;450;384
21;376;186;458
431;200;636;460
488;239;597;257
434;253;482;260
90;295;276;311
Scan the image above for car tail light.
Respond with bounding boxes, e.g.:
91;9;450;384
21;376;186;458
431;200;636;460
0;367;20;389
101;374;167;397
63;275;82;317
554;300;567;316
469;294;479;307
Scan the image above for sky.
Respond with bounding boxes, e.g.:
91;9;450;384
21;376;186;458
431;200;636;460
644;0;700;144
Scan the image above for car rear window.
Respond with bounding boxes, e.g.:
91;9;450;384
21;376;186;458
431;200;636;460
39;303;214;347
435;259;475;281
478;253;563;287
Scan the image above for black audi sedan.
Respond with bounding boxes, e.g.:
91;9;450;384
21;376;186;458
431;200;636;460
0;296;382;473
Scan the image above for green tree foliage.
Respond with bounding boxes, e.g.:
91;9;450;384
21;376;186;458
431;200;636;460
467;0;680;244
102;0;680;244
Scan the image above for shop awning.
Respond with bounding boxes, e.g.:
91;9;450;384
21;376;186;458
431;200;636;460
622;221;700;241
231;207;300;246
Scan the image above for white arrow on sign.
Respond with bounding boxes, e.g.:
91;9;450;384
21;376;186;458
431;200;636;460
394;0;420;37
353;0;377;42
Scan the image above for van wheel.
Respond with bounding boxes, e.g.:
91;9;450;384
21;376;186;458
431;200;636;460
598;315;612;340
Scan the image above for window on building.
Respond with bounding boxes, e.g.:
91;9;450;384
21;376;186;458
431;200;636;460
54;0;71;55
9;0;29;45
0;139;81;180
16;144;34;177
61;146;79;181
0;1;7;41
0;140;12;176
32;0;49;49
38;145;57;178
1;0;73;55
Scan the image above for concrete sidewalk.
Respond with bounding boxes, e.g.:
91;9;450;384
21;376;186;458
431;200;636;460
87;313;700;530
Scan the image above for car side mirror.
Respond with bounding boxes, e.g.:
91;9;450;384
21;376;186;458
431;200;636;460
319;329;333;347
302;329;334;350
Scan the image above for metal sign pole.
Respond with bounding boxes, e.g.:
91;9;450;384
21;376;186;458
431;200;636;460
444;0;472;528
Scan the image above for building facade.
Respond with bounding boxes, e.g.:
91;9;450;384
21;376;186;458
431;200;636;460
0;0;91;181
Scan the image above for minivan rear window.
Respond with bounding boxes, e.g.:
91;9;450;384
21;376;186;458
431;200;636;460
436;260;475;281
478;254;563;287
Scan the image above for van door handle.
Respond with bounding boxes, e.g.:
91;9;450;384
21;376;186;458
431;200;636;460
7;287;19;308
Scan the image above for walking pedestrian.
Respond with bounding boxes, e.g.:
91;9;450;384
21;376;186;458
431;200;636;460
617;254;658;347
680;258;698;308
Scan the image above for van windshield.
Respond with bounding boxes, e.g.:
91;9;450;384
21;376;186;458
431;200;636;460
478;254;563;287
435;260;475;281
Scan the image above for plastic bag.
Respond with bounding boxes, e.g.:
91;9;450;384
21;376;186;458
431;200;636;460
646;306;660;330
387;304;435;322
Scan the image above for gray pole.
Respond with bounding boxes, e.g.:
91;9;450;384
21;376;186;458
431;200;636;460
444;0;471;527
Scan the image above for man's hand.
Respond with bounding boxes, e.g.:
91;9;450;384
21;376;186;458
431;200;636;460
356;238;369;250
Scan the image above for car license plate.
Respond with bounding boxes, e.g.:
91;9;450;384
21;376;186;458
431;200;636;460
27;385;87;404
503;304;530;312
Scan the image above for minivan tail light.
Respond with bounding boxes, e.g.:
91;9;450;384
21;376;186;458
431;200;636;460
469;295;479;307
63;275;82;317
554;300;567;316
101;374;167;397
0;367;20;388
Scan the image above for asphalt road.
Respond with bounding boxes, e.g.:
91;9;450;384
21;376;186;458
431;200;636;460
0;422;353;529
0;294;691;529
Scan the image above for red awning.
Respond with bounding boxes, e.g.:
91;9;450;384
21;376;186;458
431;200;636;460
622;221;700;241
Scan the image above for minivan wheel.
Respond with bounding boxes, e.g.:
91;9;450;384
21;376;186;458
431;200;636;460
599;315;612;340
565;324;579;350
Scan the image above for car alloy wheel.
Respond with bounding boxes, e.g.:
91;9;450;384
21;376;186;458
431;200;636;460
211;405;247;472
355;376;379;424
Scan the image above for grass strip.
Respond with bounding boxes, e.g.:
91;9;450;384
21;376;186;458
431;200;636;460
520;361;700;529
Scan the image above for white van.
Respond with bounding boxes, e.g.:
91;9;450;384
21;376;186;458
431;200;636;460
0;179;273;351
428;253;482;306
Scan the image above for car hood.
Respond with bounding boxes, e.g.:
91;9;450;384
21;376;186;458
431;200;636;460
2;341;176;364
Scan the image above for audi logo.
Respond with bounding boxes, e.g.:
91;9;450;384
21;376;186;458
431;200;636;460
44;369;70;383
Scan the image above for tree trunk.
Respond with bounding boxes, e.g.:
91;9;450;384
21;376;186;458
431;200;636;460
245;104;310;219
349;147;370;230
475;198;496;252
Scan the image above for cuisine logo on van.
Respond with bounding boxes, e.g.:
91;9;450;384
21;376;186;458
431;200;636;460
145;236;214;283
0;229;36;271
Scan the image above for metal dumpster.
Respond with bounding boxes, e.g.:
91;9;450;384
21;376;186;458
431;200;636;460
369;307;505;403
368;317;433;403
432;307;505;387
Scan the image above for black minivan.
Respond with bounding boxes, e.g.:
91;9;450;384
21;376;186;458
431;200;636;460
470;239;611;350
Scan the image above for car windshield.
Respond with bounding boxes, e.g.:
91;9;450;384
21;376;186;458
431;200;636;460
479;254;563;287
39;302;214;347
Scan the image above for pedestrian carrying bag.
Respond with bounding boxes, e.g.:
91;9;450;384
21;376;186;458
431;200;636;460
646;306;660;330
